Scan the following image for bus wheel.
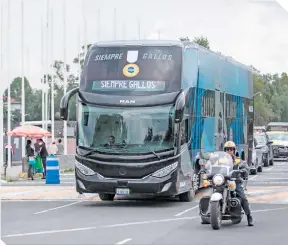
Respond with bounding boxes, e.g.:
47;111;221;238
99;193;115;201
179;189;194;202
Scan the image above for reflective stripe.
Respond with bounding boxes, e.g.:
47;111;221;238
46;166;59;170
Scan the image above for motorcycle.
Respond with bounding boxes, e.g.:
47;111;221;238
198;151;245;230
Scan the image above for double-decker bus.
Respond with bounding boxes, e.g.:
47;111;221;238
60;40;254;202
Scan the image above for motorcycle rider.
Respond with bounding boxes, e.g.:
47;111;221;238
223;141;254;226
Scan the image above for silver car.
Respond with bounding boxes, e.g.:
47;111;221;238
250;137;264;175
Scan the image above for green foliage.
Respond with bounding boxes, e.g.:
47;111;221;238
179;36;210;49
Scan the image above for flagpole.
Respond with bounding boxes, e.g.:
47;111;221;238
122;23;126;40
0;1;4;168
82;0;87;56
51;7;54;142
45;0;50;143
21;0;25;157
97;9;100;41
77;24;81;83
41;16;45;130
7;0;11;168
137;17;140;40
113;8;116;40
63;0;67;154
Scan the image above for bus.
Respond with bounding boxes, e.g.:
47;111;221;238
266;122;288;132
60;40;254;202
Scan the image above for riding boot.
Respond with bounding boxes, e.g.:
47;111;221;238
247;214;254;226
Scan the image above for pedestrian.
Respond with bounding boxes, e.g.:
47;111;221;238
49;141;58;155
26;140;35;180
56;139;64;155
34;138;41;153
4;142;14;166
38;139;49;179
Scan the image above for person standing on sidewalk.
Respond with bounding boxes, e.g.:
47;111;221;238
56;139;64;155
26;140;35;180
38;139;49;179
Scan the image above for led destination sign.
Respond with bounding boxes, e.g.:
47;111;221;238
92;80;166;91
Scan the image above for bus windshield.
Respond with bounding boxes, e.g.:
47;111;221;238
78;103;175;154
81;45;182;95
267;133;288;141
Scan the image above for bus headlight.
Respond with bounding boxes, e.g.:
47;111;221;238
152;162;178;178
212;174;225;186
75;160;96;176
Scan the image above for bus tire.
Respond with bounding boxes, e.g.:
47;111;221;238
99;193;115;201
179;189;194;202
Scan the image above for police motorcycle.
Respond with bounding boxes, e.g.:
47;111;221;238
198;151;245;230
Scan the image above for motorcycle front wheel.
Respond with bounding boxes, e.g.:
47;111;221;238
210;201;222;230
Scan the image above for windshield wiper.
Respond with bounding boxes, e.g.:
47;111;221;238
78;146;105;157
143;144;161;160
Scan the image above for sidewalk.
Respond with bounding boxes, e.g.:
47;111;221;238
1;186;99;200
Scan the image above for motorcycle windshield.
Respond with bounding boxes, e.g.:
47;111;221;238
205;151;234;176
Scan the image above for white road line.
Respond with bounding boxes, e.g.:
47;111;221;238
34;201;83;214
0;239;7;245
116;238;132;245
267;167;274;171
174;205;198;217
2;199;98;202
249;175;258;180
252;207;288;213
3;216;198;238
267;178;288;180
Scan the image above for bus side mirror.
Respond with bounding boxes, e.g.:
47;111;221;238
241;151;245;161
60;88;79;121
174;91;185;123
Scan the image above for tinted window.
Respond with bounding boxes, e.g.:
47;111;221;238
81;45;182;95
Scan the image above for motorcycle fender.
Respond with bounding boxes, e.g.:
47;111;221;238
210;192;223;202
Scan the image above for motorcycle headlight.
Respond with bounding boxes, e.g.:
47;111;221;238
212;174;225;186
261;146;268;152
152;162;178;178
75;160;96;176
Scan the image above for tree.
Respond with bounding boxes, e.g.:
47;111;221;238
179;36;210;49
179;37;190;42
193;36;210;49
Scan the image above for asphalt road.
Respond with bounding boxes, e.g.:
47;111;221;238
2;200;288;245
2;161;288;245
248;160;288;186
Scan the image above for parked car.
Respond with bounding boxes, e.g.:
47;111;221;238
254;132;274;167
250;137;264;175
266;131;288;161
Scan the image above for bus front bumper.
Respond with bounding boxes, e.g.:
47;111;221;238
75;169;179;196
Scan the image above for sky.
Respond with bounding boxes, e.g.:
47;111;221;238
0;0;288;92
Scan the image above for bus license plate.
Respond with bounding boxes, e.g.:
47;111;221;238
116;188;130;196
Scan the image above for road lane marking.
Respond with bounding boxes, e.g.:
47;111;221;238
252;207;288;213
0;240;7;245
267;167;274;171
174;205;198;217
249;175;258;180
116;238;132;245
3;216;198;238
34;201;83;214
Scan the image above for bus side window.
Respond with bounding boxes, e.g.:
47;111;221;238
181;119;189;145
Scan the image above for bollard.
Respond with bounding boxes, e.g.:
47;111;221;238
46;154;60;184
